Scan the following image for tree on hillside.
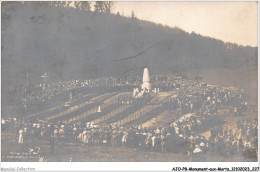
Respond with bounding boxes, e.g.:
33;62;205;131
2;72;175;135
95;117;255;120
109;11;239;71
94;1;105;13
46;1;66;7
104;2;113;13
131;11;135;18
80;1;91;11
74;1;81;10
131;11;137;22
35;1;49;6
59;1;67;7
94;2;114;13
66;2;72;7
48;1;57;7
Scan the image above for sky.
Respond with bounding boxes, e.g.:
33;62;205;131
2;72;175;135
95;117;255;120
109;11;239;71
112;2;258;47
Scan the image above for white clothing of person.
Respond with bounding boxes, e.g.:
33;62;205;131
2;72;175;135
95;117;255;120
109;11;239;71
54;129;59;138
237;129;242;140
83;131;88;143
122;134;128;143
78;133;83;141
154;128;160;134
244;141;251;149
193;146;202;153
59;128;65;138
18;129;24;144
151;136;156;147
73;127;77;133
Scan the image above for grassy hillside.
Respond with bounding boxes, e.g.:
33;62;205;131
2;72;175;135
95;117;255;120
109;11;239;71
2;2;257;89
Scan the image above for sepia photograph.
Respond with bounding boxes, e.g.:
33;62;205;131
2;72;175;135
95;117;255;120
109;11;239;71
1;0;258;165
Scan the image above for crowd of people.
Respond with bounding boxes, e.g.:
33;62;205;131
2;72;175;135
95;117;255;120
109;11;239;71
2;73;258;162
3;73;249;118
2;116;257;162
189;119;258;161
3;74;185;119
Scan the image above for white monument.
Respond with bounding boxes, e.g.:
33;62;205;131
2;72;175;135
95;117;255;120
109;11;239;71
141;68;151;92
97;105;101;112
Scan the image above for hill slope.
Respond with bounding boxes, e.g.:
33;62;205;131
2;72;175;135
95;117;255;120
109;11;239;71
2;2;257;89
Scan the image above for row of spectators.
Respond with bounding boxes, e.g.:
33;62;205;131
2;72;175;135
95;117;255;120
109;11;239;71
2;115;257;161
23;74;185;103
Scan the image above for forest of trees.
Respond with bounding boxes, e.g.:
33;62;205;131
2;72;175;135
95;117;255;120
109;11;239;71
13;1;114;13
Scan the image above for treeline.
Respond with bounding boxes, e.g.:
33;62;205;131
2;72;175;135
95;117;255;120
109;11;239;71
4;1;114;13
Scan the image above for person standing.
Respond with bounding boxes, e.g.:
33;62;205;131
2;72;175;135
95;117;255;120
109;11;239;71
73;124;78;141
23;127;28;145
18;128;24;144
161;134;166;153
82;128;88;144
192;145;204;161
49;124;55;154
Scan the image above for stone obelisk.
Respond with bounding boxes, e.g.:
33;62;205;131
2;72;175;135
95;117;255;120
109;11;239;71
141;68;151;92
